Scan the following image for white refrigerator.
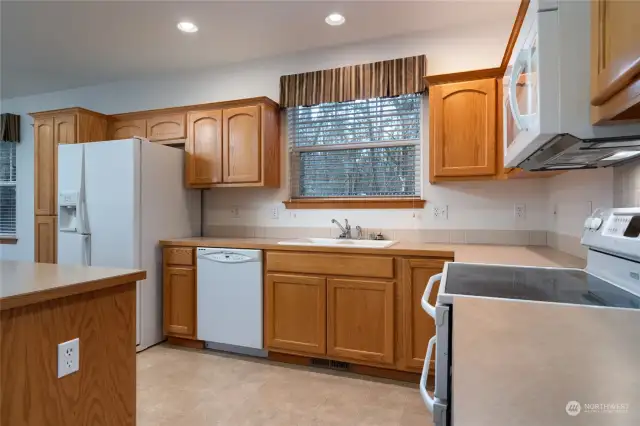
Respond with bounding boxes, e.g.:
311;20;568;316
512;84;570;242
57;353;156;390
57;138;200;351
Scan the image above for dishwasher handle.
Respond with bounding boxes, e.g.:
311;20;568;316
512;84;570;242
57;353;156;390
198;252;258;264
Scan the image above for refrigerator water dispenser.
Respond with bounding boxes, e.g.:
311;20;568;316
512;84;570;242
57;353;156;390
59;190;81;232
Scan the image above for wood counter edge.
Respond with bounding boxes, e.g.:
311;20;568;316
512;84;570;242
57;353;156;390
0;270;147;311
158;239;456;259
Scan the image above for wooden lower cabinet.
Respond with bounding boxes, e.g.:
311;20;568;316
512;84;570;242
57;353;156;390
402;259;445;371
265;273;326;355
163;266;196;338
327;278;395;366
34;216;57;263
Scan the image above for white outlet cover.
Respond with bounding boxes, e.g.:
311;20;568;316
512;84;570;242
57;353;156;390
58;338;79;378
271;206;279;219
433;205;448;220
514;203;526;219
231;206;240;218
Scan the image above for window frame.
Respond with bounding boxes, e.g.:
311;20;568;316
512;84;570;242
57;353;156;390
285;94;425;209
0;142;18;242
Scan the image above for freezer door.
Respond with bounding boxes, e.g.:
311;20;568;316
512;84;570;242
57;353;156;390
83;139;140;269
420;336;449;426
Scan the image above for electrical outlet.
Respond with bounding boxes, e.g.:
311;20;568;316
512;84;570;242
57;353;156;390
271;206;279;219
231;206;240;218
433;205;448;220
58;338;79;378
514;203;526;219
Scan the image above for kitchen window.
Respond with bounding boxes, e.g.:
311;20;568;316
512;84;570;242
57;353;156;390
287;94;423;207
0;143;17;238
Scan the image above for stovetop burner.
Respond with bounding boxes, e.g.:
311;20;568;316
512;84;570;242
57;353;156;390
443;263;640;309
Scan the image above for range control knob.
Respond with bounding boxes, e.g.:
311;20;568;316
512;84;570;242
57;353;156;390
583;218;593;229
591;217;603;230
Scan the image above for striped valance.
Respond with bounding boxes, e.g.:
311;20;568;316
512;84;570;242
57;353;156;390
279;55;427;108
0;114;20;142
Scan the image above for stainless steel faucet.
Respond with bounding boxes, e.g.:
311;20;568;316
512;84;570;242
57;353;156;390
331;218;352;239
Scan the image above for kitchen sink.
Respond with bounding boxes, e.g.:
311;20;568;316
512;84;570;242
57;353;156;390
277;238;397;248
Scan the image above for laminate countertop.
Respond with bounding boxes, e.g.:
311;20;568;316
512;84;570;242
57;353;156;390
0;261;146;311
160;237;586;269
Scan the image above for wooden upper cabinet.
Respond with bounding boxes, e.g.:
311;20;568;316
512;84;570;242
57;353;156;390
34;118;56;216
147;113;186;142
327;278;395;366
265;273;327;355
186;110;223;186
163;266;196;338
401;259;444;371
223;105;261;183
54;114;77;144
109;119;146;140
590;0;640;122
34;216;57;263
430;78;497;182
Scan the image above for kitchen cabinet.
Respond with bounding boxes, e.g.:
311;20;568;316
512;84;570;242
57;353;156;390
185;99;280;188
34;216;57;263
54;114;77;144
147;113;186;142
590;0;640;123
265;273;326;355
34;117;56;216
429;78;497;182
163;248;197;339
327;278;395;365
109;119;146;140
30;108;108;264
186;110;223;185
223;106;260;183
401;259;444;371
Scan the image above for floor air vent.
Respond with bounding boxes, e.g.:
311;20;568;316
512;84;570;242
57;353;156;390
311;358;350;371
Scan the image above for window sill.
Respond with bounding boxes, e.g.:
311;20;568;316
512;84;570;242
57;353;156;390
0;237;18;245
283;198;426;209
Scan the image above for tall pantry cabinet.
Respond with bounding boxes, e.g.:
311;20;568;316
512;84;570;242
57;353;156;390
30;108;108;263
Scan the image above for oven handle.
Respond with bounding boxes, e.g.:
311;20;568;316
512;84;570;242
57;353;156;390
420;336;437;413
508;48;529;132
421;273;442;319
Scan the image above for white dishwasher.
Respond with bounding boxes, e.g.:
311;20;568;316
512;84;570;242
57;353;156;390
196;247;265;356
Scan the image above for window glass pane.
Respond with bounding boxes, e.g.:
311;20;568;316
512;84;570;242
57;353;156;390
0;185;16;236
288;94;422;198
0;143;16;182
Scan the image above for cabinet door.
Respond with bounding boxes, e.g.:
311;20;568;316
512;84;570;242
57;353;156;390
222;106;260;183
54;114;77;144
109;119;147;140
327;278;395;365
186;110;223;185
430;78;497;180
147;113;186;142
402;259;445;371
34;216;57;263
591;0;640;110
163;266;196;338
265;274;326;355
34;117;56;216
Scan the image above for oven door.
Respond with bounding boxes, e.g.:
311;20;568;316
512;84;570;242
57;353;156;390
503;2;541;168
420;274;451;426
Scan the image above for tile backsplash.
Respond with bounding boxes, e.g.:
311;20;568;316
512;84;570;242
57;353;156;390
614;160;640;207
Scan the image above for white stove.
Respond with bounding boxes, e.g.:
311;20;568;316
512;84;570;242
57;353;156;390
420;208;640;426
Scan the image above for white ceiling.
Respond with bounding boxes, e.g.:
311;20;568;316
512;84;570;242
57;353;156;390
1;0;519;99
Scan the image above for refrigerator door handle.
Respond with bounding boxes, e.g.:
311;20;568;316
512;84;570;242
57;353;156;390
82;234;91;266
422;273;442;319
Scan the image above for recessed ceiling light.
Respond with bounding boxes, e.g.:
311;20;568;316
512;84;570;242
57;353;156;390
325;13;345;26
177;21;198;33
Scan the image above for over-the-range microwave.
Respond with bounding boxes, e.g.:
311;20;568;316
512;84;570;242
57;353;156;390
503;0;640;171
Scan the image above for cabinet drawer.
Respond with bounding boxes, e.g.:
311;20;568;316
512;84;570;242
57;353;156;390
266;252;394;279
164;247;194;266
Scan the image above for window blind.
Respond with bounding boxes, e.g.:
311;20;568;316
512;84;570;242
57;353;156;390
0;143;17;237
288;94;421;198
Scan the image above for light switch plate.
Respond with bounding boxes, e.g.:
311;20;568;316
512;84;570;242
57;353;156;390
58;338;79;378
